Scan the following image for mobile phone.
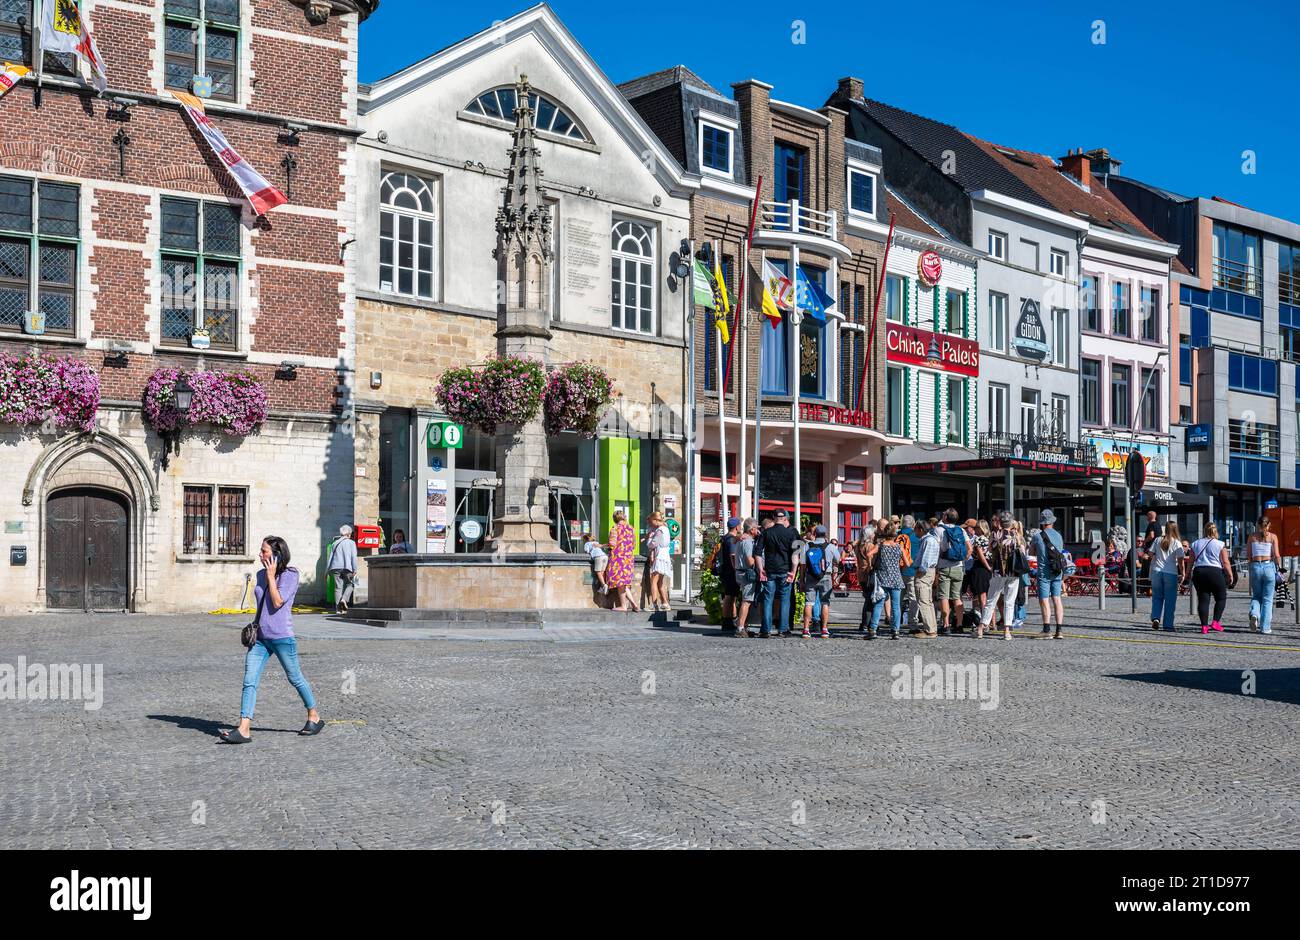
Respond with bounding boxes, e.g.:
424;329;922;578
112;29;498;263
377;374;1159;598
272;553;281;568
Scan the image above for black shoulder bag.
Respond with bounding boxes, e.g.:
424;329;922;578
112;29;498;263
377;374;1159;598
241;577;267;649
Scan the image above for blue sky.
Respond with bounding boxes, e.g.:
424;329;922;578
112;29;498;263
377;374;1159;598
360;0;1300;222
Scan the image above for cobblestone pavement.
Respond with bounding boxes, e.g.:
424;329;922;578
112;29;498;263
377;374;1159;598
1;596;1297;849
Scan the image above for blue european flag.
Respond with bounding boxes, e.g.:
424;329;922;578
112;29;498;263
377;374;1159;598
795;266;837;322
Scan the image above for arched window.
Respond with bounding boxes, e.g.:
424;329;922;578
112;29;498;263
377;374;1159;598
464;86;590;143
379;171;437;299
610;219;655;334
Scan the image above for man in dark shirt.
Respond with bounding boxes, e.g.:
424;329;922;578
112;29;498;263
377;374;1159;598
1140;509;1159;594
755;509;798;638
717;517;741;633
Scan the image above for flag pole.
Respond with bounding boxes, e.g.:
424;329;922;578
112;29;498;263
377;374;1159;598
858;212;896;413
730;175;762;519
791;223;802;534
753;252;767;521
715;240;727;527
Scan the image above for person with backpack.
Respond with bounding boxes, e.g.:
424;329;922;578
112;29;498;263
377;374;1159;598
1032;509;1068;639
799;524;840;639
731;519;759;637
936;509;970;635
897;514;920;629
711;517;742;633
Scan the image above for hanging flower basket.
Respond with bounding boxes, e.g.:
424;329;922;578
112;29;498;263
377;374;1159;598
544;362;614;437
435;355;545;435
143;367;269;438
0;352;100;432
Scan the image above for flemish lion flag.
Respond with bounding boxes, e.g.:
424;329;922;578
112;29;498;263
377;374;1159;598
171;91;288;216
43;0;108;92
710;253;731;344
0;63;30;100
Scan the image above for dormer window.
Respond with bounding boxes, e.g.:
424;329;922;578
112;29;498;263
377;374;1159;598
463;86;590;143
698;119;733;178
847;166;877;217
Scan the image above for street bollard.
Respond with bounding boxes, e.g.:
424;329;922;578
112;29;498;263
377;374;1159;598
1099;563;1105;611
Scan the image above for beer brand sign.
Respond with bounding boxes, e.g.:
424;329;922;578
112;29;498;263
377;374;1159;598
885;323;979;376
917;250;943;287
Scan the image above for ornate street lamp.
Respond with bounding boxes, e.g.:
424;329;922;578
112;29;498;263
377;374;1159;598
161;375;194;470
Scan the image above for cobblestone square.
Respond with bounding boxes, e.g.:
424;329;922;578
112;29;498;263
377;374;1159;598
1;596;1296;849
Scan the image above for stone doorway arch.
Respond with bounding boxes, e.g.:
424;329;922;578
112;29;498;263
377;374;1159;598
24;431;157;612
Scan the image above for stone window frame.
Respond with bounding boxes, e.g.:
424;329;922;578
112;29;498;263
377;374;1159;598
609;216;657;336
378;168;439;302
158;195;244;351
180;482;250;558
163;0;242;104
0;172;80;338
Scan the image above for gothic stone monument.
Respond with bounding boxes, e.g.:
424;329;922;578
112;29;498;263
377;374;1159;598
362;77;599;620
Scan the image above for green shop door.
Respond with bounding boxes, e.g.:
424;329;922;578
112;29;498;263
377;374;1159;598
598;437;640;552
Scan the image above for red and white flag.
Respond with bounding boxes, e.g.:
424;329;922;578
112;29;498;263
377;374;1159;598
43;0;107;92
0;63;30;100
171;91;288;216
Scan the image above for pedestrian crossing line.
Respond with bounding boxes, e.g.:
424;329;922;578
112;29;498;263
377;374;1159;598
1043;631;1299;653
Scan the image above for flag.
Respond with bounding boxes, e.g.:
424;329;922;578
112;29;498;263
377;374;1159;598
43;0;108;92
711;253;731;345
0;63;30;100
760;257;792;329
795;265;838;323
691;259;715;310
171;91;288;216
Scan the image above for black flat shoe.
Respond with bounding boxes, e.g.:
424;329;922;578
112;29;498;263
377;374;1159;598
299;719;325;736
220;728;251;744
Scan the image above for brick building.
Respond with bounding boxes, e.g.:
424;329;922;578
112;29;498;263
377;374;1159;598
0;0;374;613
623;68;901;541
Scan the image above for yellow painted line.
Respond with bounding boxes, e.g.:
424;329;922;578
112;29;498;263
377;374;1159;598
1018;630;1299;653
325;719;366;726
207;606;328;615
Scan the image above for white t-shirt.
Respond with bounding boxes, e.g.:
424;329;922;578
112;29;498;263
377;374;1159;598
1191;538;1225;569
1151;540;1185;576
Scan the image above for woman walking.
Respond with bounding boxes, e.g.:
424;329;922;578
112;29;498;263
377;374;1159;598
855;528;877;637
1190;522;1235;634
1147;522;1187;632
220;536;323;743
867;521;904;640
1248;516;1282;634
978;512;1022;641
646;511;673;612
606;509;640;612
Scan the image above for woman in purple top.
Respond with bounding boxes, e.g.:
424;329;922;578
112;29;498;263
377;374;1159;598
220;536;323;743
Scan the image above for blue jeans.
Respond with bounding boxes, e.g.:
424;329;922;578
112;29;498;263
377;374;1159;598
1014;574;1028;622
870;587;903;634
1150;571;1179;631
1250;562;1277;634
241;636;317;719
762;577;792;635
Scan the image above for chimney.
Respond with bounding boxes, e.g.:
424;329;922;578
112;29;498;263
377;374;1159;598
1058;148;1091;190
836;76;864;102
1084;147;1122;178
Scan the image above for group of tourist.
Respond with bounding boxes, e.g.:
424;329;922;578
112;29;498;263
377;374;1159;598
708;508;1288;640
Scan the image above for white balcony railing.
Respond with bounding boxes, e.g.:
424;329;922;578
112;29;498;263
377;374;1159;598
759;199;838;241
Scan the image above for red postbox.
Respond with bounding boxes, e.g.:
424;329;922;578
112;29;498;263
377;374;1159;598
354;524;382;551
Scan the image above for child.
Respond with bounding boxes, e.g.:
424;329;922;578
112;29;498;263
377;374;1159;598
584;533;609;593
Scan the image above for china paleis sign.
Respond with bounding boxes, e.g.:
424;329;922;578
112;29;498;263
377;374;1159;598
885;323;979;376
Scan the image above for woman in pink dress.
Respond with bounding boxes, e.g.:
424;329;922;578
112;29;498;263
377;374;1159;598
606;509;640;612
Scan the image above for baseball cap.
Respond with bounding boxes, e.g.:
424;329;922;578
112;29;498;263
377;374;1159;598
814;524;827;537
774;509;788;519
964;519;977;528
726;516;742;530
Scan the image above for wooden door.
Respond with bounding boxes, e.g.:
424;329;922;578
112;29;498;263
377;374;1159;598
46;489;129;611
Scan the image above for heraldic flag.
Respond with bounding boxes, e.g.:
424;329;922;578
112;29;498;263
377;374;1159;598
44;0;108;92
172;91;288;216
0;63;30;100
760;257;792;329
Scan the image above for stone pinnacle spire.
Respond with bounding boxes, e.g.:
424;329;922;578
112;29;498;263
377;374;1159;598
495;75;553;270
